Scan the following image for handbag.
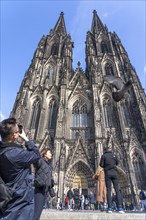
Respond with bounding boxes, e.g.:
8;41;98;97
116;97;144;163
48;178;55;198
48;187;56;198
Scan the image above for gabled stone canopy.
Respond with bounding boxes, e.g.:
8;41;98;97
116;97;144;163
10;11;146;204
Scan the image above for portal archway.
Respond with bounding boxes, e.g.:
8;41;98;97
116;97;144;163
116;167;130;202
64;160;95;196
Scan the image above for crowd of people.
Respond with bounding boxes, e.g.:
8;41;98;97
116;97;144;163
0;117;145;220
54;145;146;214
64;189;95;211
54;188;146;213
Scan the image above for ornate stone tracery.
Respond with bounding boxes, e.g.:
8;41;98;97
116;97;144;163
10;11;146;204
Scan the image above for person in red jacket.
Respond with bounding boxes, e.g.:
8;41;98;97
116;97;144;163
65;196;69;209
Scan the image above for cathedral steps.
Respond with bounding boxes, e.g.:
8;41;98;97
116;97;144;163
40;209;145;220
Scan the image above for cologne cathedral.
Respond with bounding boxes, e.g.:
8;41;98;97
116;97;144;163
10;10;146;204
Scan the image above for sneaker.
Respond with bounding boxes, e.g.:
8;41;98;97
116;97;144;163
118;208;125;214
107;208;113;213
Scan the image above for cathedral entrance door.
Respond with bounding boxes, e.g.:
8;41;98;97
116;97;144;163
73;171;88;196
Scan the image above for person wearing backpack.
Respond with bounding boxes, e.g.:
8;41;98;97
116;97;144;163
0;118;41;220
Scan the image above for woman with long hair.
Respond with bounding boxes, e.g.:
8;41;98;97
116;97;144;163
34;148;55;220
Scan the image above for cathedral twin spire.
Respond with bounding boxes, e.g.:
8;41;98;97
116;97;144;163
53;10;106;38
91;10;106;34
52;12;67;36
11;10;146;200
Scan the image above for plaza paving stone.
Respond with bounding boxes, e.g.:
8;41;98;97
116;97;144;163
40;209;146;220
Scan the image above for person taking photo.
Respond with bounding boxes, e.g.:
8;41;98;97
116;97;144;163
0;117;41;220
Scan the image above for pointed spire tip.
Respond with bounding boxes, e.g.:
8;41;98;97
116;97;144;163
77;61;81;67
60;12;64;16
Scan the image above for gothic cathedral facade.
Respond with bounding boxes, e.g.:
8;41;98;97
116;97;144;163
11;11;146;203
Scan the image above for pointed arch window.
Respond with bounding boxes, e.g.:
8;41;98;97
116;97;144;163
30;99;41;129
51;43;58;56
132;155;146;189
105;63;114;75
103;98;112;127
49;66;54;85
72;100;88;128
101;40;111;53
48;99;57;129
122;101;131;127
101;41;108;53
62;44;69;57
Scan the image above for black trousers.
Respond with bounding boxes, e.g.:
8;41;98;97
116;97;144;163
74;198;80;210
34;186;46;220
105;174;122;209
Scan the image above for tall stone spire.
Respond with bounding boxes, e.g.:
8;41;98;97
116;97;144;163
10;11;146;204
91;10;105;34
53;12;67;36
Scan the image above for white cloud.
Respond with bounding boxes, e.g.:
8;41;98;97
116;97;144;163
103;12;108;17
0;112;5;122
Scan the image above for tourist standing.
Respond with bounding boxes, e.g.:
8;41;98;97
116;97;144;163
89;191;95;211
100;146;125;213
34;148;54;220
93;165;107;211
67;188;74;210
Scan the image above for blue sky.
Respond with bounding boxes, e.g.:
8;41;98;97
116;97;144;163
1;0;146;121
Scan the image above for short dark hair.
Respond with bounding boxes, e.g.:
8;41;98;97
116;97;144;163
0;118;17;140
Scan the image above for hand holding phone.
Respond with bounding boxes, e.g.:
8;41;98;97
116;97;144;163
18;124;23;134
18;125;29;141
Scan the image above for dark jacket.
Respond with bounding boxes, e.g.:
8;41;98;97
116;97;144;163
0;141;40;220
67;189;74;199
34;158;52;189
139;191;146;200
74;189;79;200
100;151;118;175
34;158;53;220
